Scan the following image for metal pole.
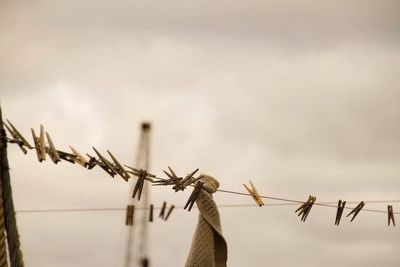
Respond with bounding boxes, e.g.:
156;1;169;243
124;122;151;267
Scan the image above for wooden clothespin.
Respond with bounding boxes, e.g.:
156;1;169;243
243;180;264;207
45;132;61;164
92;147;117;177
335;200;346;225
159;201;167;220
295;195;316;222
160;166;183;191
69;146;89;168
125;205;135;225
165;205;175;221
346;201;365;222
181;169;203;190
107;150;130;181
149;204;154;222
132;169;148;200
4;120;33;154
124;165;156;181
31;125;46;162
85;154;97;169
388;205;395;226
184;181;204;211
57;150;76;164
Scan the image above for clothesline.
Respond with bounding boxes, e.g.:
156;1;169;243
15;199;400;215
217;189;400;214
2;119;399;222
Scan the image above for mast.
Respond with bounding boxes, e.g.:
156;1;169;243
124;122;151;267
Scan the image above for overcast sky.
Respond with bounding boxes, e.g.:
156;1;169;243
1;0;400;266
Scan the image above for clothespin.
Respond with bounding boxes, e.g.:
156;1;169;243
162;166;182;190
180;169;203;190
107;150;130;181
153;167;203;192
295;195;316;222
335;200;346;225
125;205;135;225
388;205;395;226
3;120;33;153
85;154;97;169
165;205;175;221
45;132;61;164
92;147;117;177
57;150;76;164
159;201;167;219
243;180;264;207
69;146;89;168
131;169;148;200
184;181;204;211
149;204;154;222
31;125;46;162
124;165;156;181
346;201;365;222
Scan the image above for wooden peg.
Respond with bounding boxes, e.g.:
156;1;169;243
346;201;365;222
132;169;147;200
295;195;316;222
388;205;395;226
92;147;117;177
57;150;76;164
165;205;175;221
149;204;154;222
125;205;135;225
243;180;264;207
69;146;89;168
159;201;167;219
4;120;33;153
45;132;61;164
31;126;46;162
86;154;97;169
335;200;346;225
107;150;130;181
184;181;204;211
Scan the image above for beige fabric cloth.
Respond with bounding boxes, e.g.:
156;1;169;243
185;175;228;267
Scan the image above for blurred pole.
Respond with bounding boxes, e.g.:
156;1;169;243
124;122;151;267
0;106;24;267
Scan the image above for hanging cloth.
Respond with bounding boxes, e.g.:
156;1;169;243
185;175;228;267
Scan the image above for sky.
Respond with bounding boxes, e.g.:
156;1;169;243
1;0;400;266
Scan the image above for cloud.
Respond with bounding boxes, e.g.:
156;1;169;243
1;0;400;266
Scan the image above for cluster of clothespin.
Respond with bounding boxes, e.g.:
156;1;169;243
3;120;204;209
125;202;175;225
243;180;396;226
